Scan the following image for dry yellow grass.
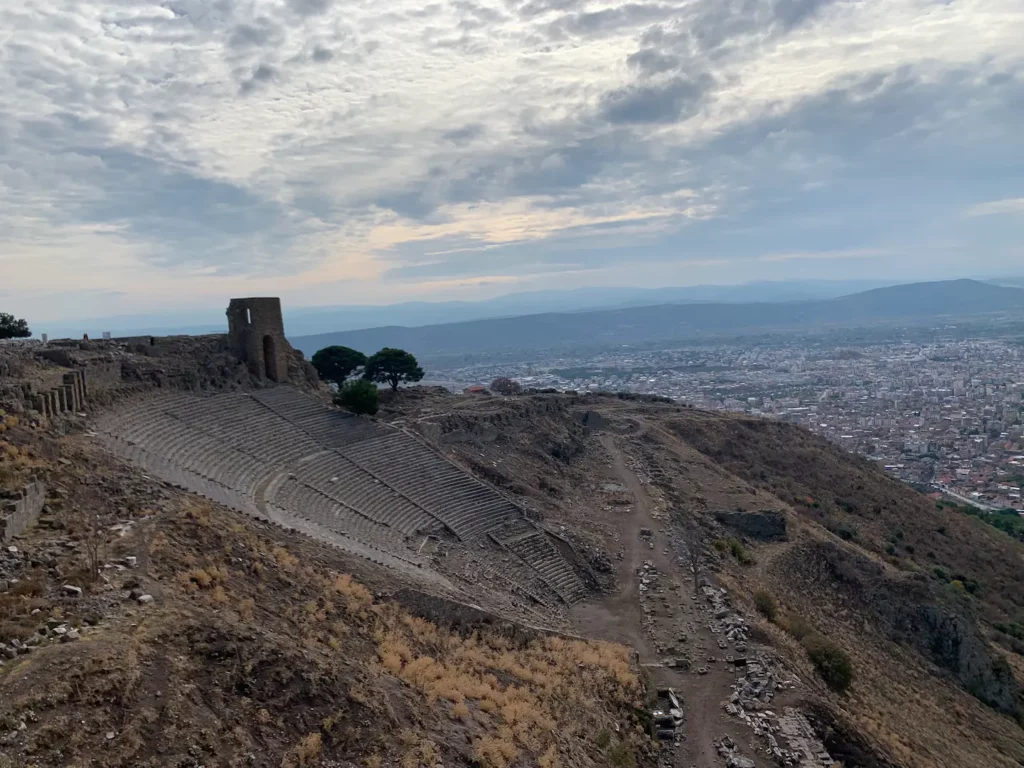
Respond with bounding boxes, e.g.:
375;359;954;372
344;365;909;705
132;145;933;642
373;602;641;765
282;732;322;767
9;480;646;768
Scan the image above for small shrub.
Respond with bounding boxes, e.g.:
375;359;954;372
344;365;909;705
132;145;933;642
885;544;897;556
933;567;949;582
805;638;853;693
608;742;636;768
335;379;380;416
712;538;728;552
825;520;858;541
784;615;815;641
474;733;519;768
238;598;255;620
595;729;612;750
728;539;752;565
283;732;322;767
539;744;560;768
753;589;778;622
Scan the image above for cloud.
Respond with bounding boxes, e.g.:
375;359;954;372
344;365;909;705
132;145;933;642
1;0;1023;321
598;75;712;124
239;63;279;94
965;198;1024;217
287;0;334;17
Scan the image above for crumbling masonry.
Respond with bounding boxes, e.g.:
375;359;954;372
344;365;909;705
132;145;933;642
226;297;290;383
1;479;45;543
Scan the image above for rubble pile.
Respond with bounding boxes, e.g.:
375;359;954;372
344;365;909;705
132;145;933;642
723;655;783;715
714;735;756;768
702;584;750;654
722;654;836;766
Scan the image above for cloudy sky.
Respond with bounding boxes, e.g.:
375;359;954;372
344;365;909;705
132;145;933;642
2;0;1023;322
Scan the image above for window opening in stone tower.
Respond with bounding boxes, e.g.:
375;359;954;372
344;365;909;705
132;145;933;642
263;335;277;381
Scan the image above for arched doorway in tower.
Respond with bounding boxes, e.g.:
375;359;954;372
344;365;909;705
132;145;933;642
262;335;279;382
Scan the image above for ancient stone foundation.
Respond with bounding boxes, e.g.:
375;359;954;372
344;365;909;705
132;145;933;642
32;369;88;419
1;479;45;543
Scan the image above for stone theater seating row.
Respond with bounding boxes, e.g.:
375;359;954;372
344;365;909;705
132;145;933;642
94;387;587;603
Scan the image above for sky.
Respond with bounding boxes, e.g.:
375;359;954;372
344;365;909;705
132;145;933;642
2;0;1023;323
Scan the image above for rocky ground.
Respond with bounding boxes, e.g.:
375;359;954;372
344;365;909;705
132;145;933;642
4;384;1024;767
390;389;1024;768
0;423;650;768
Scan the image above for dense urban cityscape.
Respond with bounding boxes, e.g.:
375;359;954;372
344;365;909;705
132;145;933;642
433;336;1024;514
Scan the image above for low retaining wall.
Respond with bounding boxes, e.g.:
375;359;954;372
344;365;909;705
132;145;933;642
1;479;45;543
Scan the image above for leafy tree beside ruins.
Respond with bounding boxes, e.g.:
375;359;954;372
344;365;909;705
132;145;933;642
490;377;523;395
0;312;31;340
335;378;380;415
363;348;424;392
311;345;367;387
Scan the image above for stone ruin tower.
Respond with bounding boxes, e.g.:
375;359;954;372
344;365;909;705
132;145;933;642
226;298;289;383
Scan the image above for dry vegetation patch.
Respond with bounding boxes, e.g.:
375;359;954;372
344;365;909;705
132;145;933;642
1;437;649;767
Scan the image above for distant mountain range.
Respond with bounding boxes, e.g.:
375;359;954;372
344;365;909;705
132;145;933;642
36;278;910;339
289;279;1024;361
35;276;1024;341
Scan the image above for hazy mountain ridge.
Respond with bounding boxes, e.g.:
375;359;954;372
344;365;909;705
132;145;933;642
32;279;918;339
290;279;1024;359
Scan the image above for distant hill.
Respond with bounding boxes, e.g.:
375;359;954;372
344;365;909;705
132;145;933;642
36;278;903;339
290;279;1024;359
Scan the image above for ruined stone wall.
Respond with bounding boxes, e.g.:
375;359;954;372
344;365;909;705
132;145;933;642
1;300;318;422
84;361;123;392
1;479;45;543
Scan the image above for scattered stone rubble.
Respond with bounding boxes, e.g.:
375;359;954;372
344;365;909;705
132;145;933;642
0;537;148;668
720;642;836;767
651;687;684;742
715;735;756;768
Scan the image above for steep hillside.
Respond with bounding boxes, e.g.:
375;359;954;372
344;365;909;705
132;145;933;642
6;383;1024;768
0;425;649;768
391;390;1024;767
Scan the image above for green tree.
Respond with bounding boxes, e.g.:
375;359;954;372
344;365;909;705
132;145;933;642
753;589;778;622
0;312;31;340
490;377;523;395
311;345;367;387
805;637;854;693
363;348;424;392
334;379;379;415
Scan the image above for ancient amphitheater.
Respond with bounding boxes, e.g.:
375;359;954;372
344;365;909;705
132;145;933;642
93;386;588;605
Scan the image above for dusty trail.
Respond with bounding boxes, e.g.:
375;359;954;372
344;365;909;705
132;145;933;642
572;433;770;768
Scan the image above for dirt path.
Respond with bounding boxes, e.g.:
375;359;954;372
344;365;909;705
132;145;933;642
571;434;771;768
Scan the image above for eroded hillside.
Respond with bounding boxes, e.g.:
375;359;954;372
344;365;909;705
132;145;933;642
5;383;1024;768
390;389;1024;768
0;424;648;768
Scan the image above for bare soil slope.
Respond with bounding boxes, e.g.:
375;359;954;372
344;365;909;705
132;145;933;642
392;389;1024;768
0;425;649;768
